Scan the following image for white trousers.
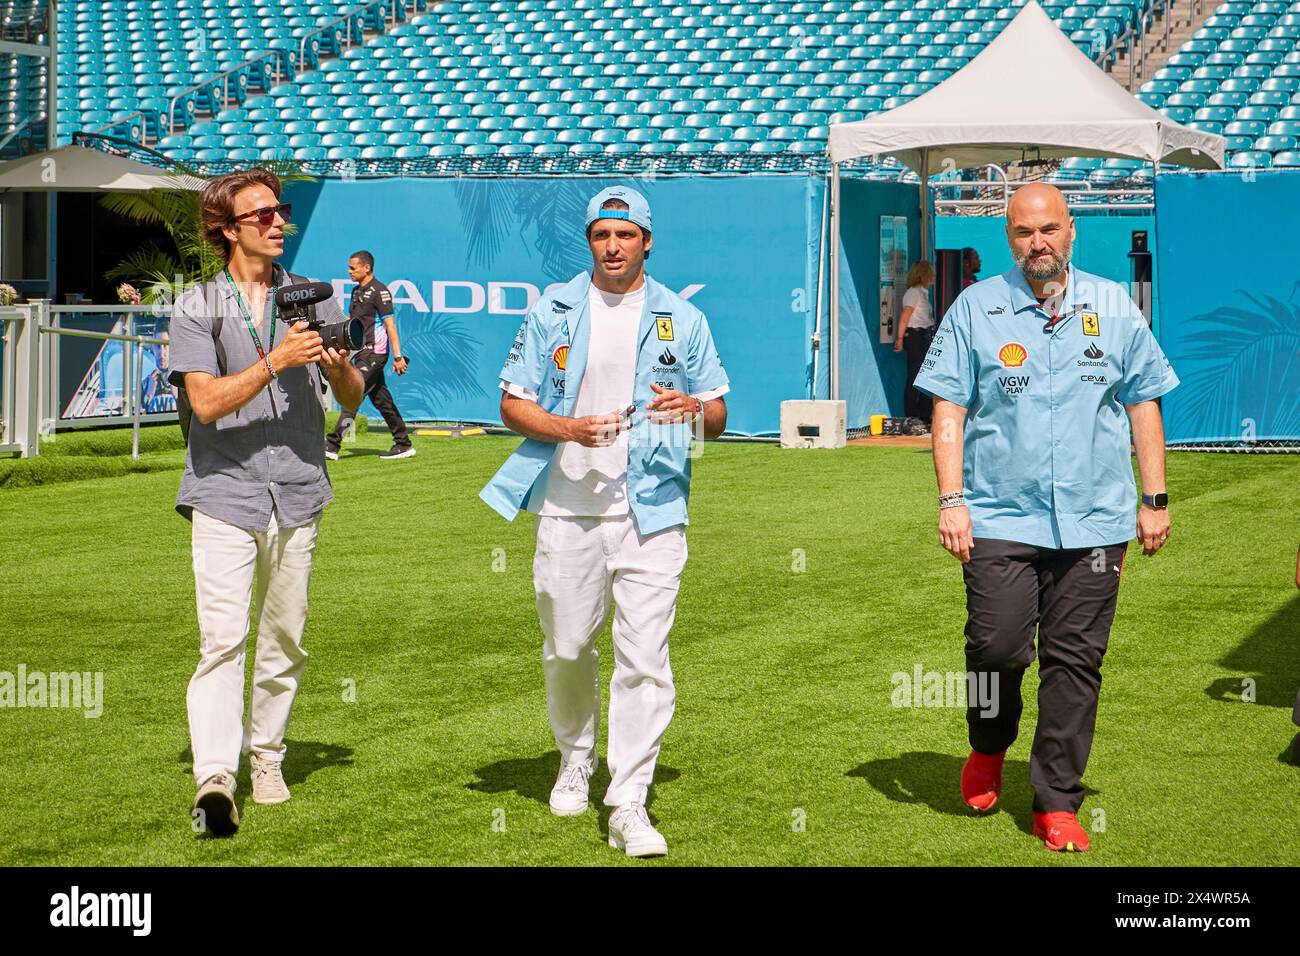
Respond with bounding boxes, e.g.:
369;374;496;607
187;508;319;785
534;513;687;807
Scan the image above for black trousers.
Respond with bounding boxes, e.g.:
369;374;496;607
962;537;1127;813
903;327;934;422
327;349;410;448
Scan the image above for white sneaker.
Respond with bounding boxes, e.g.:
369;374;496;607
549;758;595;816
324;448;339;461
193;773;239;836
250;754;291;805
608;802;668;858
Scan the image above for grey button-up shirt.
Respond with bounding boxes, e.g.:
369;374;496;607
167;263;346;532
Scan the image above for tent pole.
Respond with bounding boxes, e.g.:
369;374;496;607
829;162;840;402
812;173;828;400
919;148;932;261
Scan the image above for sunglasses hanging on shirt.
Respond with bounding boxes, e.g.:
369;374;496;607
1041;305;1084;334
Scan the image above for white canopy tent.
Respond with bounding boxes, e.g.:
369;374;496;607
822;0;1227;399
0;144;203;192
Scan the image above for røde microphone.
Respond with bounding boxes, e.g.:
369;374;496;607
275;280;334;312
275;281;363;351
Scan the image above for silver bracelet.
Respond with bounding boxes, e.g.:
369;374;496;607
939;493;966;510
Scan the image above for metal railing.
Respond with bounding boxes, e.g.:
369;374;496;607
0;303;41;457
165;50;287;139
931;165;1155;214
0;302;177;460
92;47;288;145
92;0;420;148
298;0;415;80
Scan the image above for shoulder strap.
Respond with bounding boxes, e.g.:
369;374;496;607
212;311;226;377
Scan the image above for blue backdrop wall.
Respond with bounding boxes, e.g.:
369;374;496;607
1154;169;1300;444
935;214;1154;288
282;175;824;436
822;180;922;428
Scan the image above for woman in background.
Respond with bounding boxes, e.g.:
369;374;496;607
894;259;936;429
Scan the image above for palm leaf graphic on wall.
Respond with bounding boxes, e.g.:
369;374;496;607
456;177;637;277
1168;291;1300;441
398;313;485;414
435;178;654;421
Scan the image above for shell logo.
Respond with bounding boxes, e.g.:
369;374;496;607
552;345;569;371
998;342;1028;368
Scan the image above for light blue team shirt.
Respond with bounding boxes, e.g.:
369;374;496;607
913;263;1179;550
479;271;730;535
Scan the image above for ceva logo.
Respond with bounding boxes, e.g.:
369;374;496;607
329;279;706;316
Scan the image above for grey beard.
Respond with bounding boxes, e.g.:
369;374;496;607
1015;248;1070;282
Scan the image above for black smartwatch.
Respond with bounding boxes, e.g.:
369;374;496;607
1141;492;1168;509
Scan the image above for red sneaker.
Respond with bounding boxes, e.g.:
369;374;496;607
959;749;1006;812
1033;811;1090;852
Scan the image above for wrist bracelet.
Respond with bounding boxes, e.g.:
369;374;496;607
939;493;966;509
264;356;277;380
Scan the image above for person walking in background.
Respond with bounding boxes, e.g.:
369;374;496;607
895;259;936;428
962;247;982;288
325;250;415;461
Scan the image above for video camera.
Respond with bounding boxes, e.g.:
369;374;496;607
275;281;363;351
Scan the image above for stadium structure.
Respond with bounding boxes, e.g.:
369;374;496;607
0;0;1296;454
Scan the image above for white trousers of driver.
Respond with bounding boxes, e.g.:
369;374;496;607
534;512;686;808
187;508;319;785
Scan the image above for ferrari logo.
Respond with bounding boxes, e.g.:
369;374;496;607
656;317;674;341
1082;311;1100;336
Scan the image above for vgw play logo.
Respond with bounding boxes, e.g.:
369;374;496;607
328;278;705;315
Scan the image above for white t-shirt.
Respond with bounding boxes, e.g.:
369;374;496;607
538;283;644;517
902;286;934;330
499;280;731;517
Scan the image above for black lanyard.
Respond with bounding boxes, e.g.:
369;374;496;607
225;268;278;360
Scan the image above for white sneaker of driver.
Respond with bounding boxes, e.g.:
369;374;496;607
608;802;668;858
549;759;595;816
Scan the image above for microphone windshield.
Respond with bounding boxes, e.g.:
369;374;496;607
275;281;334;310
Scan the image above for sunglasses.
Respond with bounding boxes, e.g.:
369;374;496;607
232;203;292;228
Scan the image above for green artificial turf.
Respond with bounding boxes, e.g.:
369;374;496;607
0;430;1296;866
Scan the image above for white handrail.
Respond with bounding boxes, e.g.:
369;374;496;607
299;0;409;76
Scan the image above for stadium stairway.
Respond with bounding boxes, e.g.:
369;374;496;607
1109;0;1208;87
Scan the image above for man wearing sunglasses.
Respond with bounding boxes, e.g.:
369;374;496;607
167;168;364;837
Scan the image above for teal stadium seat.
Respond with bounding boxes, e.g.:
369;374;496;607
55;0;1298;170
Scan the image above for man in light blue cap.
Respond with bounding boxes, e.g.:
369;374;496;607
914;183;1178;853
480;184;730;857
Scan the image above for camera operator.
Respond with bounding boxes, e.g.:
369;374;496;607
324;250;415;461
167;169;363;837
